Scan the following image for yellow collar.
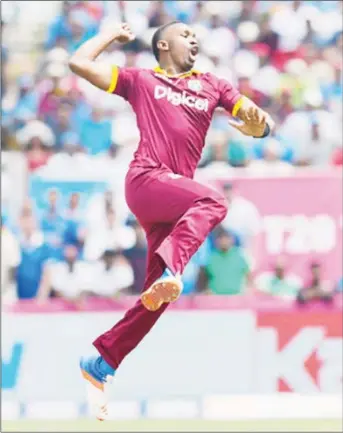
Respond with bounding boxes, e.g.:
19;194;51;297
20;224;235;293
153;66;201;79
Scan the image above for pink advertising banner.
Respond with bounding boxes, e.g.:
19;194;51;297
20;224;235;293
215;171;342;282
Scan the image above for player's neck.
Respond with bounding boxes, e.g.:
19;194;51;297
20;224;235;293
158;62;191;77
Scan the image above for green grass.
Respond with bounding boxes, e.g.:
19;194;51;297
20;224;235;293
2;419;342;432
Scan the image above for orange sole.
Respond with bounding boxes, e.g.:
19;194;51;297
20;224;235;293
141;279;182;311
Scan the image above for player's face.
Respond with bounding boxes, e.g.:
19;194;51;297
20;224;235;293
163;23;199;71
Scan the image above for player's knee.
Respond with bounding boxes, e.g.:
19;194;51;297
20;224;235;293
208;191;228;222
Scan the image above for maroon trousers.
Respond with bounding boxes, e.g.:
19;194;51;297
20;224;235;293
93;162;228;369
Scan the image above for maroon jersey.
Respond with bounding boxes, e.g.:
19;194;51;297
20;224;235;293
109;66;242;178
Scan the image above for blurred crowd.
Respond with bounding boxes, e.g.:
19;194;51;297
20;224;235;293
1;1;342;305
2;178;341;305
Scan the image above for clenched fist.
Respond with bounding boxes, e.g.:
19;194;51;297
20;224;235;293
101;22;135;44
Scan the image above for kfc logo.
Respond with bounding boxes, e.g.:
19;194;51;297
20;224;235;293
256;312;342;393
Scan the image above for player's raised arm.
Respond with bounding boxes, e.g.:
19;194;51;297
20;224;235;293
68;23;135;91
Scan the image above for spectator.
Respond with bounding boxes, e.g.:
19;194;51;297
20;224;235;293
90;249;134;298
27;137;53;172
80;106;112;155
236;1;256;24
269;1;308;53
255;257;303;300
237;76;270;109
45;0;75;50
279;93;341;166
198;132;235;178
206;134;229;167
85;190;114;229
20;197;36;219
16;120;55;171
252;127;294;162
202;13;237;61
221;183;262;250
52;103;74;150
8;76;38;132
148;1;170;28
257;13;280;56
66;9;98;53
182;237;211;295
40;244;91;301
197;230;251;295
16;214;51;300
66;86;92;135
63;192;85;249
321;66;342;108
164;1;197;24
86;189;130;229
39;47;69;80
81;1;104;22
247;137;295;176
297;262;334;304
45;2;98;52
38;63;68;130
39;189;66;261
1;218;21;303
83;207;135;261
64;192;82;221
124;220;147;294
273;89;294;124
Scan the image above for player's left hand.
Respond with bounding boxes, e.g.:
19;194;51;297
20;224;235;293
229;106;268;137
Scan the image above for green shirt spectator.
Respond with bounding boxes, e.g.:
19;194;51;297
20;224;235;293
198;230;250;295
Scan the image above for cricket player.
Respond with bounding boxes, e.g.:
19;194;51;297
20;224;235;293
69;21;273;420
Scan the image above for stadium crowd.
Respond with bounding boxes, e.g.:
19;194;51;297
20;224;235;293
1;1;342;305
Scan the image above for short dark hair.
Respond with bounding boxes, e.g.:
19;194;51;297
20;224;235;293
151;21;181;61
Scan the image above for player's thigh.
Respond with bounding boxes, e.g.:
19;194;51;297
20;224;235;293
126;170;225;225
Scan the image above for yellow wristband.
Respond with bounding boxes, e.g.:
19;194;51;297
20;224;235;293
232;97;244;117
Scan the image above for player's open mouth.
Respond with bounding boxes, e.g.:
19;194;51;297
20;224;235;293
189;46;199;61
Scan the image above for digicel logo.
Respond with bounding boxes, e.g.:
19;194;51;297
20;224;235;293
256;311;343;393
154;85;209;112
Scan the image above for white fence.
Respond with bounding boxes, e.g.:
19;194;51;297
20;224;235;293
2;309;342;419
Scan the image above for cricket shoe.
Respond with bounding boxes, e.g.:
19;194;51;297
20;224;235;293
80;356;115;421
141;269;183;312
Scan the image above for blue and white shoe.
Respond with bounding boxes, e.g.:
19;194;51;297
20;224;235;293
141;269;183;312
80;356;115;421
